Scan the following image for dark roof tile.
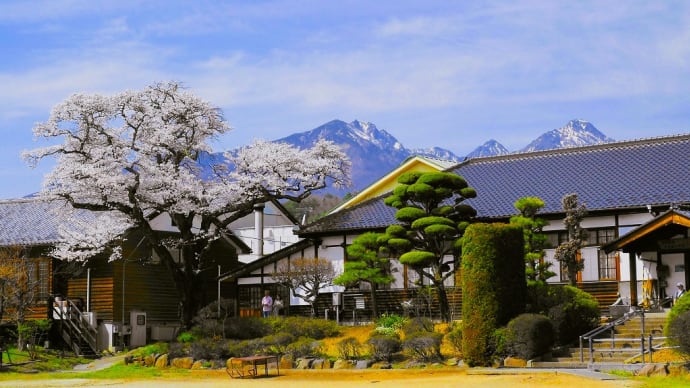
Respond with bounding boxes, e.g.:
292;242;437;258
300;134;690;234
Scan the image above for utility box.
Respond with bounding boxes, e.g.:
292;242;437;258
129;311;147;348
332;292;342;306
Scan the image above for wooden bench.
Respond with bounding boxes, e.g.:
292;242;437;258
226;355;279;378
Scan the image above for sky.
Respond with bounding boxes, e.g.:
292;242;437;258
1;0;690;199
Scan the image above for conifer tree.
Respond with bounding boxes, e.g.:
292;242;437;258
381;171;477;322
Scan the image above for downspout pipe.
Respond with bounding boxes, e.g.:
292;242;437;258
254;203;265;257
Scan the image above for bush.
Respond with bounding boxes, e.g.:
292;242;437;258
259;332;295;355
368;333;401;362
132;342;170;358
167;342;188;359
268;316;340;339
665;292;690;337
375;313;408;333
402;331;443;361
227;340;256;357
461;223;525;367
223;317;272;340
668;310;690;354
544;286;599;345
402;317;434;336
285;337;324;358
176;331;198;343
190;337;231;360
502;313;555;360
336;337;362;360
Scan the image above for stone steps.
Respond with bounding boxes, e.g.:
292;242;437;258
538;312;669;367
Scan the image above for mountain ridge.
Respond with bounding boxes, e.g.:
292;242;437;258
273;118;612;195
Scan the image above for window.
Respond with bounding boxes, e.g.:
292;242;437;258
585;228;616;246
598;251;618;280
26;258;49;301
546;231;568;249
559;261;570;282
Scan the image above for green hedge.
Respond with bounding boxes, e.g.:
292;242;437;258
461;223;525;366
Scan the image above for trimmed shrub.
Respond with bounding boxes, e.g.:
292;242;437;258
190;337;230;360
402;317;434;336
668;310;690;355
223;317;271;340
544;285;599;345
664;292;690;338
259;332;296;355
368;333;401;362
461;223;525;367
336;337;362;360
402;331;443;361
227;340;256;357
268;316;340;339
285;337;324;358
167;342;187;359
502;313;555;360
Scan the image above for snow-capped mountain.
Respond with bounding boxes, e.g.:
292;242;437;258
466;140;510;159
520;119;613;152
277;120;462;195
218;118;613;197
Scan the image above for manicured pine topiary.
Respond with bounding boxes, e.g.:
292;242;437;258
382;171;477;322
461;223;525;367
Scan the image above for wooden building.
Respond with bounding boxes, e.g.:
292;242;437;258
0;198;243;354
225;134;690;320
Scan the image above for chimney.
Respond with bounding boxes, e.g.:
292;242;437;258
254;203;265;256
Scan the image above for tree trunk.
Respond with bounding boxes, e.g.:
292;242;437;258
436;282;451;322
369;283;379;318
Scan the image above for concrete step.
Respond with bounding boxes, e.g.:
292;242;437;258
529;361;588;369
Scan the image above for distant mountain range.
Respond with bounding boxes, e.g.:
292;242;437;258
275;118;613;195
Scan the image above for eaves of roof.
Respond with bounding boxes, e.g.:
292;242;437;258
220;238;314;281
602;209;690;253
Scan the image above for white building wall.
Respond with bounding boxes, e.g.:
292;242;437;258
580;247;599;281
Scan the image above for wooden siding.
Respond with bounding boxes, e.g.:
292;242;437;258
112;261;180;325
67;277;115;321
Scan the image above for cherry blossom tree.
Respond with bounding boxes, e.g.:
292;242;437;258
24;82;350;328
272;258;336;317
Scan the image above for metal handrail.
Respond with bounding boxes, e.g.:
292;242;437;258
579;308;643;363
52;299;98;355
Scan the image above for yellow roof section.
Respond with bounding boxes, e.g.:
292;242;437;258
329;155;456;214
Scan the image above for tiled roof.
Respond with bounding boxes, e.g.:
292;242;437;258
300;195;398;235
299;134;690;235
456;134;690;218
0;198;81;246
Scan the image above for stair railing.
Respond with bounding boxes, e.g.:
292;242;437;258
579;307;643;363
52;299;98;356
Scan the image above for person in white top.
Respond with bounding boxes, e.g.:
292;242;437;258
673;283;685;305
261;290;273;318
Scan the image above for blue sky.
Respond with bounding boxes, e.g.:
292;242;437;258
1;1;690;199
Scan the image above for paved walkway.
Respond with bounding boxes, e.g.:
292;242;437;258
70;354;127;372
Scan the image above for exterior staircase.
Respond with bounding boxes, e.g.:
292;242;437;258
530;310;669;369
52;299;98;357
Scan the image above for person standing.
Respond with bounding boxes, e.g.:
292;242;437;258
261;290;273;318
273;294;284;317
674;283;686;305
